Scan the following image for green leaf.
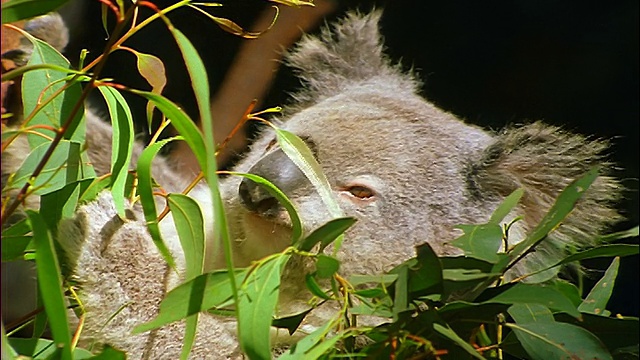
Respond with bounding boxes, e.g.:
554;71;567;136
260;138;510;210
298;217;356;252
406;243;444;296
279;320;337;359
483;283;581;319
597;225;639;243
118;48;167;128
19;28;85;147
508;303;555;323
433;323;486;360
130;91;206;171
275;128;342;217
1;219;32;261
8;338;93;359
134;270;247;333
507;167;600;264
39;178;93;233
1;0;72;23
228;172;302;244
167;193;205;360
578;257;620;316
507;322;612;360
97;85;134;218
167;194;205;280
554;313;639;353
238;255;290;360
392;264;409;321
27;210;72;360
451;224;503;263
316;254;340;279
547;279;582;307
136;137;178;270
304;273;332;300
9;140;95;195
489;188;524;224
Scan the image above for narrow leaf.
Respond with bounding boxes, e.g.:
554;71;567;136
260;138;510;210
97;85;134;217
508;167;600;263
136;137;178;270
316;254;340;279
2;0;71;23
28;210;72;360
228;172;302;243
489;188;524;224
433;323;486;360
578;257;620;316
299;217;356;252
238;255;290;360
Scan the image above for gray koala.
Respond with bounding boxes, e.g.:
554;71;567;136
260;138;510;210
3;10;623;359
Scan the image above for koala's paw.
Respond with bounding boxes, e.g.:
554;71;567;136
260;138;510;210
60;191;240;359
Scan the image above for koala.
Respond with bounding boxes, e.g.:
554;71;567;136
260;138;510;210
3;10;623;359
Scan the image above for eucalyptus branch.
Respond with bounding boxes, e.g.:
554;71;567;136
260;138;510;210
1;5;138;226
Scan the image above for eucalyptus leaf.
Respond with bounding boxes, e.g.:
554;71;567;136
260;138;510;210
508;303;555;323
136;137;179;270
507;322;612;360
2;0;72;23
28;210;72;360
298;217;356;252
97;85;134;218
238;255;290;360
451;223;503;263
578;257;620;316
316;254;340;279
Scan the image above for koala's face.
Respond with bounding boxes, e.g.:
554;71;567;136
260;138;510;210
222;87;494;275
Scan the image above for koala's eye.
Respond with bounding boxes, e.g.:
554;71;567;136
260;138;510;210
343;185;375;200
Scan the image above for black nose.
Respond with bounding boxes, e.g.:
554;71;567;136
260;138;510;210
238;178;280;216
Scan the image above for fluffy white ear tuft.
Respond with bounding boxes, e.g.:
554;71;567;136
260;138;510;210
285;10;419;109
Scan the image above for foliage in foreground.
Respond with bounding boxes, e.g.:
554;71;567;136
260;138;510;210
1;0;638;359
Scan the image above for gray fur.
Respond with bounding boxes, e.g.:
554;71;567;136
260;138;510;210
3;10;623;358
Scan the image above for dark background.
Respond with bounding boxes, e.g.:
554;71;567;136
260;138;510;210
59;0;638;316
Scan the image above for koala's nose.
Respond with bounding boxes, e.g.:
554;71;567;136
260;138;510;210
238;148;307;216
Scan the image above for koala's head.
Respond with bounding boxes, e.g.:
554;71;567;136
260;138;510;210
216;11;622;282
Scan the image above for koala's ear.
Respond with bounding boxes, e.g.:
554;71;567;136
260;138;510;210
466;122;623;251
286;10;418;107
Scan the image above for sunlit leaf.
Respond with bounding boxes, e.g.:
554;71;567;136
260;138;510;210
298;217;355;252
18;28;85;148
1;0;72;23
97;85;134;217
8;338;93;359
228;172;302;244
489;188;524;224
136;137;178;270
238;255;290;360
9;140;95;195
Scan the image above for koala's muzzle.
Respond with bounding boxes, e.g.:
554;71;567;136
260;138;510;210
238;148;307;218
